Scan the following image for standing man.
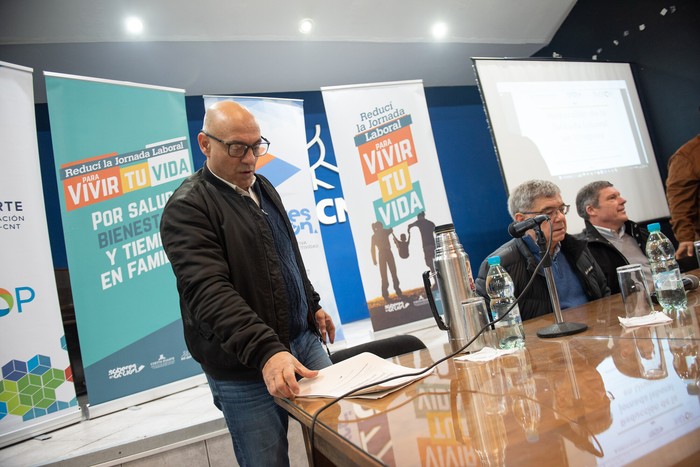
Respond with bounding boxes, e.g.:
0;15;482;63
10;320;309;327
475;180;609;320
575;181;651;295
370;221;402;300
409;211;436;274
161;100;335;466
666;134;700;259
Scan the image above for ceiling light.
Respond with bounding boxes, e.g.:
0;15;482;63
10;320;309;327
125;17;144;35
432;22;448;39
299;18;314;34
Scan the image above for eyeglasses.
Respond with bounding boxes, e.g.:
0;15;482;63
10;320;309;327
521;204;570;218
202;131;270;158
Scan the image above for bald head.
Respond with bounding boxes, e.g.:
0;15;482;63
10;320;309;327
203;100;260;137
198;100;262;189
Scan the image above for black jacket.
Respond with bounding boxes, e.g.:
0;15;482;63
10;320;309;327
576;220;649;295
160;166;320;380
475;235;610;321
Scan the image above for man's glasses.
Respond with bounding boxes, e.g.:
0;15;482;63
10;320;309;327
521;204;570;218
202;131;270;158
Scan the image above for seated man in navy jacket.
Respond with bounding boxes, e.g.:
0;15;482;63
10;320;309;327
476;180;609;320
575;181;651;295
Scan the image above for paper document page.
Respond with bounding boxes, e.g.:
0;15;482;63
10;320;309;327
297;352;432;399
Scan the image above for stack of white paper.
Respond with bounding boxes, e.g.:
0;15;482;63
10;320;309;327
297;352;432;399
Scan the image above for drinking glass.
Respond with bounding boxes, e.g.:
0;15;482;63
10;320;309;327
460;296;493;351
616;264;654;318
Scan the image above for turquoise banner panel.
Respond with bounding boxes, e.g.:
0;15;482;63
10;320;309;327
45;75;201;405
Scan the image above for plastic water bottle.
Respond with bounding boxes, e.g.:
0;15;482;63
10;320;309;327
485;256;525;349
645;223;687;311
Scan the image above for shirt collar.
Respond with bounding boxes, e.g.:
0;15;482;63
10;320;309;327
207;165;259;206
208;165;257;196
594;223;626;239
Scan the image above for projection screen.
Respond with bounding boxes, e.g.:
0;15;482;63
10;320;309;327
473;58;669;233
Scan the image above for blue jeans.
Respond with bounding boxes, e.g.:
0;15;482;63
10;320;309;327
206;329;332;467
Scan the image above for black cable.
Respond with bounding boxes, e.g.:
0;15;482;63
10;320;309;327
305;225;554;465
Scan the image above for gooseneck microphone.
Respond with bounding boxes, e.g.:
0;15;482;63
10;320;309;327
508;214;550;238
509;215;588;339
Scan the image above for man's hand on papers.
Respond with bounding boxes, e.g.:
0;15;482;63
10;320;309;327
297;352;432;399
263;351;318;399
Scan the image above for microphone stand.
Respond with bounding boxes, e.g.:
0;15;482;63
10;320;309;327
534;226;588;338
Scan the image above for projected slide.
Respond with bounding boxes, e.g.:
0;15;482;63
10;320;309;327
474;59;669;232
499;80;649;176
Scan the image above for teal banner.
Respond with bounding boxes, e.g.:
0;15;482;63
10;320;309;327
45;74;201;406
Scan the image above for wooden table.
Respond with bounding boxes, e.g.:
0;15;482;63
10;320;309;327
278;280;700;466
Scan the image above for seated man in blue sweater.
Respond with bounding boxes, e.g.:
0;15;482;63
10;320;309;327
475;180;610;320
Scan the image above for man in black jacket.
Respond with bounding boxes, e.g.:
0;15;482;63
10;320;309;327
161;100;335;466
476;180;609;321
575;181;651;295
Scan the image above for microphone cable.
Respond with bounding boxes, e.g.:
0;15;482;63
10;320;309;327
305;225;554;465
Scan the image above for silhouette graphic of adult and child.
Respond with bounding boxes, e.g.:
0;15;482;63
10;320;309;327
370;211;436;301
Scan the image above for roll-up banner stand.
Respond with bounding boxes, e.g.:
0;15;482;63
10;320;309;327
0;61;82;447
44;72;203;418
203;95;344;339
321;80;453;331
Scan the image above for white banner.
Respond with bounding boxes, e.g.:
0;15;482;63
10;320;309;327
203;96;343;337
0;61;81;447
322;80;452;331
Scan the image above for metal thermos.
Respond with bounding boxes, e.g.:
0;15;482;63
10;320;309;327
422;224;489;353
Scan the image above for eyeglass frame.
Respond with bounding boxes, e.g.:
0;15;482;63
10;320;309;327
520;204;570;218
201;131;270;158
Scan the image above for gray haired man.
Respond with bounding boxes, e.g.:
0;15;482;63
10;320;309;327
475;180;609;320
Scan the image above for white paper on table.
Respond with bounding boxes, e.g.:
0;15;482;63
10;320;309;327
297;352;432;399
453;346;520;363
618;311;673;328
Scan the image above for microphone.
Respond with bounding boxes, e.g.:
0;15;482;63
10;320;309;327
508;215;550;238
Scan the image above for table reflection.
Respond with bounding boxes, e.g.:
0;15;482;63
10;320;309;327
502;351;539;443
284;290;700;466
665;308;700;394
454;360;507;466
440;339;612;466
612;326;668;380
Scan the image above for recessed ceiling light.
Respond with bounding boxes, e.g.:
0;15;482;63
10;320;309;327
299;18;314;34
432;22;448;39
125;16;144;35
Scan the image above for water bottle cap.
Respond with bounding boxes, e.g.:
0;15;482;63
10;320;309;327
487;256;501;266
647;222;661;232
